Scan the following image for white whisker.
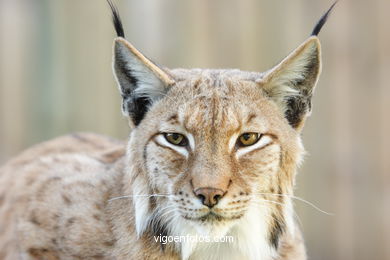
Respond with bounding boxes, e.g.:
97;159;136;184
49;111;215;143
108;194;173;202
252;193;334;216
250;198;286;208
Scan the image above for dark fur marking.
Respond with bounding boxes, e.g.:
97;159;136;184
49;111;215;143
95;202;103;211
168;114;178;121
28;248;49;257
66;217;76;227
149;195;157;212
131;96;152;125
62;194;72;205
143;143;148;164
115;54;139;89
168;114;179;124
246;114;257;124
311;1;337;36
123;94;151;125
104;240;115;247
107;0;125;37
285;96;310;128
149;216;170;251
71;133;110;150
30;212;41;226
269;214;285;250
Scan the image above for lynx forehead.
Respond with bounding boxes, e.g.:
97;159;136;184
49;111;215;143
0;1;336;259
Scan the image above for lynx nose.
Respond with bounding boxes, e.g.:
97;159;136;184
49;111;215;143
194;188;225;208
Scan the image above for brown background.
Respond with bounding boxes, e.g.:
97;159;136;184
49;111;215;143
0;0;389;259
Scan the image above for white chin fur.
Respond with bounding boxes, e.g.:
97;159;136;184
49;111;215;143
165;205;276;260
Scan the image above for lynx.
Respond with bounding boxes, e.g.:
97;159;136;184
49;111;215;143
0;2;336;260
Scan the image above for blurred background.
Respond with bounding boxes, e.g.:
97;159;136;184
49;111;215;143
0;0;389;259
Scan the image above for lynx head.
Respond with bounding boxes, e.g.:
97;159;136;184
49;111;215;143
108;1;334;258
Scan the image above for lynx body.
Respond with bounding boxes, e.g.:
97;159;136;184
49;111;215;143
0;2;336;260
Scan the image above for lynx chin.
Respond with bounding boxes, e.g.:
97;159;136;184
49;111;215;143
0;1;336;260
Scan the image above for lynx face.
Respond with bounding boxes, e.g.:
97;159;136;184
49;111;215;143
130;72;304;252
138;73;299;225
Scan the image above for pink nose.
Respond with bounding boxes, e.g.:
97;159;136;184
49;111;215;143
194;188;225;208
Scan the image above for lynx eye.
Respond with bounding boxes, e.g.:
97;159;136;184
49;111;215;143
164;133;188;146
237;133;262;147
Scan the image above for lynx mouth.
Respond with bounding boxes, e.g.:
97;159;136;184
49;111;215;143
183;212;242;223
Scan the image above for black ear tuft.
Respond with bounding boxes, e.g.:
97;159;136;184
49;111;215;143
311;1;338;36
107;0;125;38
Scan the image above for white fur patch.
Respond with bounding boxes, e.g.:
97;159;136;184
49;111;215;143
132;173;152;237
236;135;273;158
170;205;276;260
126;58;167;102
228;133;239;151
155;134;189;158
187;133;195;151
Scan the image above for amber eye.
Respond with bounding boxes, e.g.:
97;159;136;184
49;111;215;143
164;133;188;146
237;133;261;147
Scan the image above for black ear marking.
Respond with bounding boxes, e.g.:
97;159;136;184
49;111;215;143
311;1;338;36
112;38;174;127
107;0;125;38
125;96;152;126
284;52;319;127
285;95;312;128
114;51;138;89
114;45;152;125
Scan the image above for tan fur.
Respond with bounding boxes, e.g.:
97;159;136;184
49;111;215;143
0;33;322;259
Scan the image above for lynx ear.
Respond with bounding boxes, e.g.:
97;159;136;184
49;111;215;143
108;0;175;126
259;36;321;130
259;2;336;130
113;38;175;126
